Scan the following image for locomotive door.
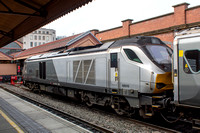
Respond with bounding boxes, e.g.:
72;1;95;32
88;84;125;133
178;36;200;107
109;52;119;91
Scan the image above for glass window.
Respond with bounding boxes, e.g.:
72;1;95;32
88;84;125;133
34;35;37;40
34;42;37;47
3;42;21;48
110;53;118;68
145;45;172;72
38;31;41;34
146;45;172;64
30;35;33;40
43;36;45;40
124;49;142;63
30;42;33;47
46;36;49;41
151;38;162;44
39;36;41;40
184;50;200;73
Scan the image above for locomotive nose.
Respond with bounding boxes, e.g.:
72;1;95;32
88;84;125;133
153;72;173;93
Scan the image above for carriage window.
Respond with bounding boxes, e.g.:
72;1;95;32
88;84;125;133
184;50;200;73
124;49;142;63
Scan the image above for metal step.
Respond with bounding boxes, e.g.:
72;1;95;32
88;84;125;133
193;119;200;129
152;96;163;99
145;113;153;117
193;126;200;130
152;105;161;108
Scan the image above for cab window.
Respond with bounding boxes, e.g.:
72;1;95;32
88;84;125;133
124;49;142;63
184;50;200;73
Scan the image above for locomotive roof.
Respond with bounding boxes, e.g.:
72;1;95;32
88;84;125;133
109;36;164;48
175;27;200;37
27;36;165;61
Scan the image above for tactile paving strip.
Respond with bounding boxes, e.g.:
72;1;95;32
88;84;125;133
0;97;50;133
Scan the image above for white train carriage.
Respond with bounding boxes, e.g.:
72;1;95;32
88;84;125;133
173;27;200;108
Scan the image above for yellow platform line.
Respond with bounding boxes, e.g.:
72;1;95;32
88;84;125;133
0;109;24;133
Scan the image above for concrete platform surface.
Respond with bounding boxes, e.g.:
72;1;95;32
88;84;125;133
0;112;18;133
0;87;92;133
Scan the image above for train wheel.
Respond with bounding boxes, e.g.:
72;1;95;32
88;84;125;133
114;108;124;115
84;96;93;107
112;97;132;115
27;83;34;91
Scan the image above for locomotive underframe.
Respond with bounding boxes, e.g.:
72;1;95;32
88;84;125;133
24;80;170;117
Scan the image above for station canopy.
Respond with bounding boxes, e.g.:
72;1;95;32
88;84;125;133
0;0;92;48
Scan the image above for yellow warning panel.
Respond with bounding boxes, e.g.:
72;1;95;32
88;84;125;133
115;72;118;77
179;50;183;57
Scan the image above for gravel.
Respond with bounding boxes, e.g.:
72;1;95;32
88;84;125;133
0;83;165;133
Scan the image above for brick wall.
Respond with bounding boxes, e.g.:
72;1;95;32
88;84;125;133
93;3;200;43
186;6;200;24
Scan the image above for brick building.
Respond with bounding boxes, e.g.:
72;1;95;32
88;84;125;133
7;2;200;60
1;2;200;80
91;3;200;46
19;28;56;50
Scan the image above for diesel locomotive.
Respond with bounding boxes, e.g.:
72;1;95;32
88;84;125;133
23;36;173;117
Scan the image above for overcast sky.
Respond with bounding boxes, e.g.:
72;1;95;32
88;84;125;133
43;0;200;37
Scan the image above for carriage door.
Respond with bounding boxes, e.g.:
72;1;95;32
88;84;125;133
178;36;200;107
109;52;119;92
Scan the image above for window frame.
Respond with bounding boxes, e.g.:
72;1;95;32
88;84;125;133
183;49;200;74
123;48;142;64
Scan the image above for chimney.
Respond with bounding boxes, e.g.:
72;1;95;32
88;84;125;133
121;19;133;36
173;3;189;25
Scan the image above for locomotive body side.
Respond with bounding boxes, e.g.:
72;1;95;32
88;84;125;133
23;36;173;117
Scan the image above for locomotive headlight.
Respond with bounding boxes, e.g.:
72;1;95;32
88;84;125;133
156;83;166;89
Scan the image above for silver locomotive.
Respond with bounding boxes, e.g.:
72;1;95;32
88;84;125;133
23;36;173;117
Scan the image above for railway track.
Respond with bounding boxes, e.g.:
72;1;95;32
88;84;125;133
0;84;185;132
89;105;179;133
0;84;113;133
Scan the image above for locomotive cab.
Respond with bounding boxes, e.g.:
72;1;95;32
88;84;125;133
108;36;173;117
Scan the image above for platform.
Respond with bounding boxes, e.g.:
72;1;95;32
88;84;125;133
0;87;91;133
0;110;18;133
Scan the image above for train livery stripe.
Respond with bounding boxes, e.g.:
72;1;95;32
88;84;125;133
153;72;173;93
0;109;24;133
